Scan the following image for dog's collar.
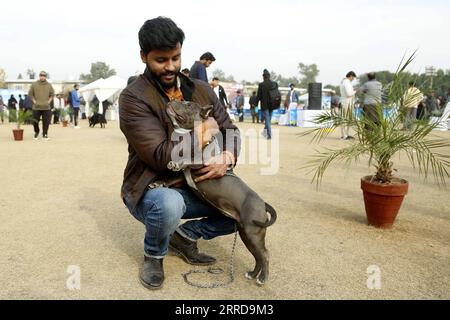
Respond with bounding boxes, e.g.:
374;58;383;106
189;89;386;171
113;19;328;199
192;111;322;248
173;127;191;135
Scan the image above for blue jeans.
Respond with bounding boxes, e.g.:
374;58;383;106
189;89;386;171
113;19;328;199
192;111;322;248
263;109;273;138
125;187;236;258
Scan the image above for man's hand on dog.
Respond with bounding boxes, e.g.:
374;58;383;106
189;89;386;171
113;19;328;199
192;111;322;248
194;151;235;183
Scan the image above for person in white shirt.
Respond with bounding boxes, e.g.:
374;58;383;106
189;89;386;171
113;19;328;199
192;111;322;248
53;94;65;124
339;71;357;140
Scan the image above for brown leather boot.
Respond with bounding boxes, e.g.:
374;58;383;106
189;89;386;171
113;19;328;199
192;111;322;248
169;231;216;266
140;256;164;290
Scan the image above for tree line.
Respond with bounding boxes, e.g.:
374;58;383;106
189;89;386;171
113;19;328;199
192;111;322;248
0;62;117;88
3;61;450;98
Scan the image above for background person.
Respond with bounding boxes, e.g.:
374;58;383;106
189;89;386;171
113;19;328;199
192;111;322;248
70;84;81;128
189;52;215;82
285;83;300;126
235;90;245;122
23;94;33;124
360;72;382;126
210;77;228;108
339;71;357;140
28;71;55;140
256;69;278;139
249;91;259;123
7;94;18;123
330;91;340;115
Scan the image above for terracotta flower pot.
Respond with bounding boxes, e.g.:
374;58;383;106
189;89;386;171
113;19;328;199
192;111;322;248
361;176;409;228
62;120;69;127
12;129;24;141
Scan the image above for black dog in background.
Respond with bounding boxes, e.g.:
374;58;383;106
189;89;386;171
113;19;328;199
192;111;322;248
89;100;111;128
88;113;107;128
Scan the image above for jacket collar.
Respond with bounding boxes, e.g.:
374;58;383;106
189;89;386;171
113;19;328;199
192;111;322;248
143;67;195;101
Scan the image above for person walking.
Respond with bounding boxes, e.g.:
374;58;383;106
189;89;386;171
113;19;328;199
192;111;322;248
119;17;240;290
70;84;81;128
256;69;278;139
235;90;245;122
360;72;382;126
211;77;228;108
18;94;25;112
28;71;55;140
339;71;357;140
7;94;18;123
189;52;215;83
249;91;259;123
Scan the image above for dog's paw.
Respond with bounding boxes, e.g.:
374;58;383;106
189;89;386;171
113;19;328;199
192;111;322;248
256;278;265;286
245;272;257;280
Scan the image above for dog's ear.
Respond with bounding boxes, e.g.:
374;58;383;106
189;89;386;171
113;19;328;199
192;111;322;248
200;105;213;119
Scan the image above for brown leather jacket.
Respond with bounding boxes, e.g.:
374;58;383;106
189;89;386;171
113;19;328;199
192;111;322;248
119;69;241;211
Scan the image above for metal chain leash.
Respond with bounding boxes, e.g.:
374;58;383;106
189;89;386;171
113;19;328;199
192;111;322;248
182;227;238;289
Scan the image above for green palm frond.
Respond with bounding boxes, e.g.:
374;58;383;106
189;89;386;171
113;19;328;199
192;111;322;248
303;143;370;188
8;110;35;129
301;51;450;187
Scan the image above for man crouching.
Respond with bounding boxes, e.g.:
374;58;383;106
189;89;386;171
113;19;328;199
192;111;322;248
119;16;241;290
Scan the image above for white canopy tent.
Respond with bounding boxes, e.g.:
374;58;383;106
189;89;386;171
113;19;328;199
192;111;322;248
78;76;127;119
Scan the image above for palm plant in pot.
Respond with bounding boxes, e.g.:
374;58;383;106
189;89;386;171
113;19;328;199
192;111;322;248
301;53;450;228
9;109;34;141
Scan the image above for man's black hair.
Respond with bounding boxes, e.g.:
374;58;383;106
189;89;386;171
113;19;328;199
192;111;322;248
346;71;357;78
212;77;219;81
139;16;185;55
200;52;216;61
367;72;376;80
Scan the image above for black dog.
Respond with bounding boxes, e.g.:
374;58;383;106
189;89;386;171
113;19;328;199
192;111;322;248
88;113;107;128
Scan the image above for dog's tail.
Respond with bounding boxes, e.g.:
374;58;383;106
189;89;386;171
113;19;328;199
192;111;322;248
252;202;277;228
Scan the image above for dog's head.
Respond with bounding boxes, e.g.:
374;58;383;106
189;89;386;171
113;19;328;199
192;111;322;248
166;101;212;130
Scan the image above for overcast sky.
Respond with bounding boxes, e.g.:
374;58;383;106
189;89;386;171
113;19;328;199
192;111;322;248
1;0;449;85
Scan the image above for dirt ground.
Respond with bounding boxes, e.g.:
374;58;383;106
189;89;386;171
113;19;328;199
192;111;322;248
0;119;449;300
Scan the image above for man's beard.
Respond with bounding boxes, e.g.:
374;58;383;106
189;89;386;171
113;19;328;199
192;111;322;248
148;65;179;90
